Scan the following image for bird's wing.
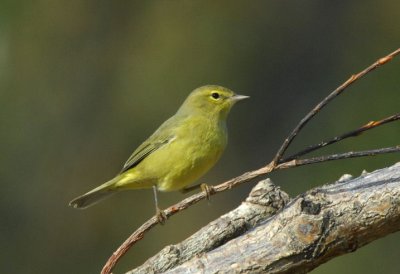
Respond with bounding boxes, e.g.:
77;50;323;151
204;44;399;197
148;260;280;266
120;118;178;173
120;137;172;173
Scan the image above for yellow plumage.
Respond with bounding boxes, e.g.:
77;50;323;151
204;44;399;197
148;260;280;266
69;85;248;210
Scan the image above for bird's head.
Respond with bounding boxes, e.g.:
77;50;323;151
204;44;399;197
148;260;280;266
178;85;249;120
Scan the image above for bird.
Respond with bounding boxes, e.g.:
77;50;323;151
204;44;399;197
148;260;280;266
69;85;248;220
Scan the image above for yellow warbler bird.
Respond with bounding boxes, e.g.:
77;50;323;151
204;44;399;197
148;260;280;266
69;85;248;216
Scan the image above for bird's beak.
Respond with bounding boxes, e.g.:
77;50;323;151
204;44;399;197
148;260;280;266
231;94;250;102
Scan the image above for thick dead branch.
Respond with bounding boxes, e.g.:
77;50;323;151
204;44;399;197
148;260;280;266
127;162;400;273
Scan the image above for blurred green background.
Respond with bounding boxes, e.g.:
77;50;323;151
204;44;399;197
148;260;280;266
1;1;399;273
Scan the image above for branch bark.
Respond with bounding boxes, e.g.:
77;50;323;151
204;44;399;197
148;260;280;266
127;162;400;273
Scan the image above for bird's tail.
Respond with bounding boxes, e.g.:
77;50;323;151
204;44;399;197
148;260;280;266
69;177;120;209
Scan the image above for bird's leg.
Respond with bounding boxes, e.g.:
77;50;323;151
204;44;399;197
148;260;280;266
153;185;167;224
181;183;215;200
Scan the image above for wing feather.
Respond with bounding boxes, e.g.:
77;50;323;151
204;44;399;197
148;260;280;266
120;116;179;173
120;138;171;173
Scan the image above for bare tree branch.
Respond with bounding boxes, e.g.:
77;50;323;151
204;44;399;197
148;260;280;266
129;162;400;274
289;146;400;167
273;48;400;164
283;113;400;162
101;48;400;274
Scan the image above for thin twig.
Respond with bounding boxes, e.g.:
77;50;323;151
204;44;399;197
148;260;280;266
101;48;400;274
285;146;400;168
273;48;400;164
282;113;400;162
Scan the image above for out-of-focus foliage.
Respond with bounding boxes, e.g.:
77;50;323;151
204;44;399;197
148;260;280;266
1;1;399;273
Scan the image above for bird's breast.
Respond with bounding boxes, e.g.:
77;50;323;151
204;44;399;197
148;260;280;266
156;118;227;191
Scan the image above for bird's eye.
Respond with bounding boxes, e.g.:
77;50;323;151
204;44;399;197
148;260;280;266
211;92;220;99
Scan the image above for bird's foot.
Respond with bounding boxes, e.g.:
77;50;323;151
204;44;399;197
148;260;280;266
200;183;215;200
180;183;215;200
156;207;167;225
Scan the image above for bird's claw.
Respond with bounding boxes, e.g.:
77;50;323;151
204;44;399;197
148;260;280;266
156;208;167;224
200;183;215;200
